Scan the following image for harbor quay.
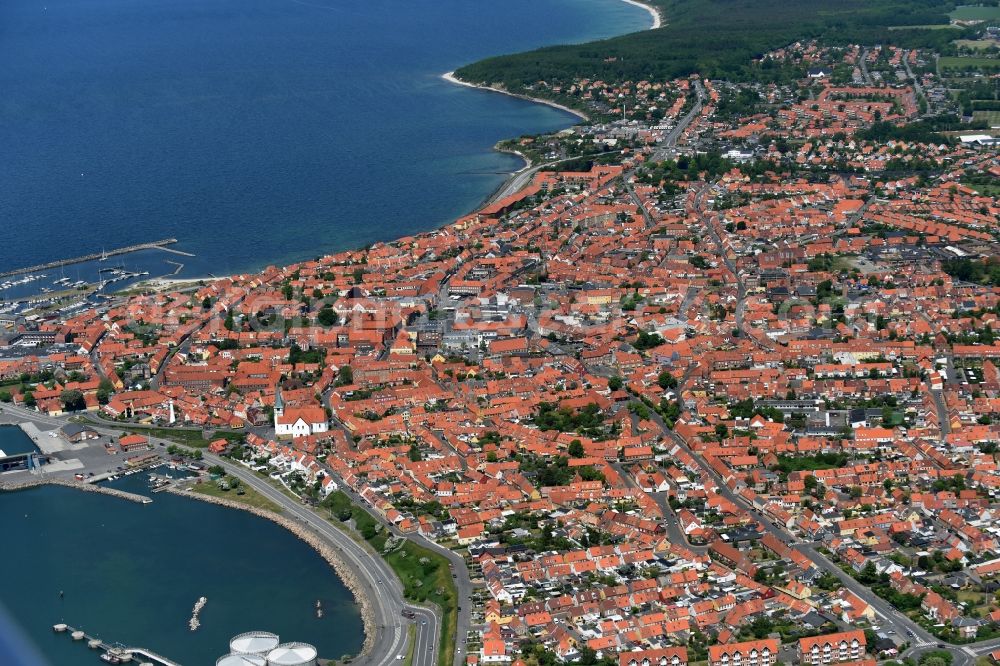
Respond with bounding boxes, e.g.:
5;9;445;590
0;410;390;666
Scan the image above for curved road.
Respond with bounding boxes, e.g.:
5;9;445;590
204;453;440;666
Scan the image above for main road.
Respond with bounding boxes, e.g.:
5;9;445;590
651;80;706;161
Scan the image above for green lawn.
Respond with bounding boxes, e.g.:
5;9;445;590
320;491;458;666
378;538;457;666
245;477;458;666
956;589;986;607
402;625;416;666
956;39;1000;50
191;479;283;513
940;55;1000;72
131;427;244;448
889;23;955;29
973;110;1000;127
950;5;1000;20
963;179;1000;197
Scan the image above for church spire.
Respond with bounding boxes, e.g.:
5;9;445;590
274;385;284;414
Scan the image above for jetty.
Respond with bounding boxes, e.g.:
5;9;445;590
0;239;184;279
53;623;181;666
189;596;207;631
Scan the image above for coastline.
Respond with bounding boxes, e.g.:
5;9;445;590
621;0;662;29
441;71;590;122
0;477;152;503
0;476;374;660
496;145;532;172
477;145;534;208
444;0;662;210
167;486;377;659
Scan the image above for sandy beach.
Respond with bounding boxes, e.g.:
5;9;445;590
442;71;590;121
441;0;663;122
621;0;663;29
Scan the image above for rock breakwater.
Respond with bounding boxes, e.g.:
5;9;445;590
0;477;152;503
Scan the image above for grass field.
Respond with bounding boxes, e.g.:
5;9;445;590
191;479;283;512
950;5;1000;20
955;39;1000;49
973;110;1000;127
402;625;416;666
889;23;955;29
940;55;1000;72
131;427;244;448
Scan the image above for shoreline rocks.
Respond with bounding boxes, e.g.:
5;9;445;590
0;477;151;503
165;486;377;659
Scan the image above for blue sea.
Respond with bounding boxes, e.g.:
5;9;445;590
0;0;650;282
0;425;41;456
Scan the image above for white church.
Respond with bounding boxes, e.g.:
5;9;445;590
273;387;329;439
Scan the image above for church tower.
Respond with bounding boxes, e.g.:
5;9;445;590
273;385;284;428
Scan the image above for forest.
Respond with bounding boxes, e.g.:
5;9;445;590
454;0;967;93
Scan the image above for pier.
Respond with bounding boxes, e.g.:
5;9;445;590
53;623;181;666
0;239;184;279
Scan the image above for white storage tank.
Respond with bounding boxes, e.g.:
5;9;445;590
266;642;318;666
230;632;281;656
217;654;267;666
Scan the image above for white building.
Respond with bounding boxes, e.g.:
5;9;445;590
273;388;328;439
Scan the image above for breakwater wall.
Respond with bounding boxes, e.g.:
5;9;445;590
0;477;152;503
0;238;180;279
164;487;376;658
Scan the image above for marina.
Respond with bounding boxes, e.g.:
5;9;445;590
0;239;185;279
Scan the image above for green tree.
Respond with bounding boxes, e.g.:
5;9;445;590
749;615;773;638
578;646;597;666
96;378;114;405
59;389;85;411
657;370;678;389
568;439;585;458
316;305;338;327
858;561;878;584
607;376;623;391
